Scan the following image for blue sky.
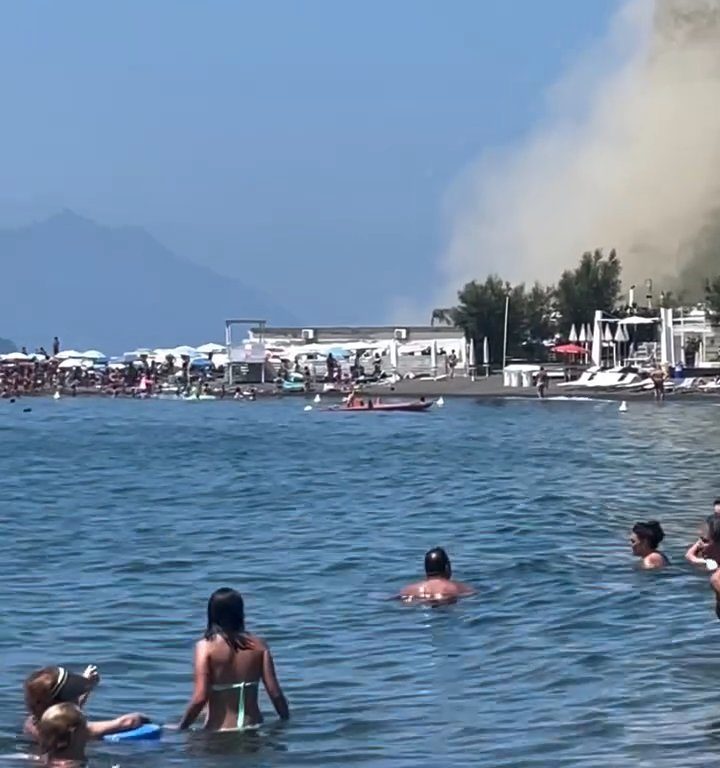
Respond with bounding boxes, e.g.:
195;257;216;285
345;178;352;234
0;0;621;324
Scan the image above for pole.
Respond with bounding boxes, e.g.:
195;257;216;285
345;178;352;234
502;293;510;373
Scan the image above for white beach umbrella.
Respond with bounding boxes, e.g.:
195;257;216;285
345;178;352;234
614;325;625;342
468;337;476;367
58;358;84;369
578;325;587;343
569;324;578;342
197;342;225;355
483;337;490;365
211;353;229;368
622;325;631;343
79;349;107;360
55;349;83;360
430;339;437;374
1;352;33;362
172;345;200;358
603;324;614;343
585;324;594;342
389;339;399;370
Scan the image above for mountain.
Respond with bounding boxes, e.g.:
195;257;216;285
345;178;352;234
0;337;17;354
0;211;296;353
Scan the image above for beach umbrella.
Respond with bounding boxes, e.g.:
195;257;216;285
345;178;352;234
197;342;225;355
172;345;200;358
586;324;594;342
58;358;84;369
80;349;107;361
553;343;587;355
614;325;625;342
389;339;399;371
603;324;614;343
55;349;83;360
568;324;578;343
483;337;490;368
1;352;33;362
190;357;212;369
578;325;587;343
430;339;437;375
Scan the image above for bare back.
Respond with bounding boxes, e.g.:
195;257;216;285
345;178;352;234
399;577;474;604
187;633;288;731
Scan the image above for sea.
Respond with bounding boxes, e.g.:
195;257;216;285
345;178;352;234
1;395;720;767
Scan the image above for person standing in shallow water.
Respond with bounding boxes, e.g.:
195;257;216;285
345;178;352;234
398;548;474;604
700;517;720;618
536;367;549;398
630;521;669;569
179;588;289;731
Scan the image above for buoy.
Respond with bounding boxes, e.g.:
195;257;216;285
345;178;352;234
304;405;313;412
53;391;61;400
23;407;31;413
9;398;15;404
619;401;627;412
313;394;321;403
436;396;445;407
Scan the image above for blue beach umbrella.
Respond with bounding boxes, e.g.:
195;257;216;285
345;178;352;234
190;357;212;369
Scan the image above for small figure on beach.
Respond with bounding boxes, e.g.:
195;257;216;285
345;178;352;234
536;366;549;398
447;350;458;379
24;665;147;741
630;520;669;569
37;703;88;767
179;588;289;731
52;337;60;357
398;547;474;604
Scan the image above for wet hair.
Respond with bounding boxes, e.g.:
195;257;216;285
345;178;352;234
38;703;86;757
714;499;720;509
632;521;665;550
24;667;67;720
706;515;720;543
424;547;452;578
205;588;247;652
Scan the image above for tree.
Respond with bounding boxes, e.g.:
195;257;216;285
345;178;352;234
430;308;454;327
555;249;621;330
705;276;720;322
519;282;556;351
452;277;535;363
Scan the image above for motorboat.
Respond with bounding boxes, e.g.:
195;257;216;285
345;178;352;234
326;398;433;413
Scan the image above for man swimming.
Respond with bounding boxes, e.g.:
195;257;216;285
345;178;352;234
397;548;474;604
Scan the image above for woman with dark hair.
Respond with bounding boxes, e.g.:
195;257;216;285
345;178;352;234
630;520;669;569
700;517;720;618
179;588;289;731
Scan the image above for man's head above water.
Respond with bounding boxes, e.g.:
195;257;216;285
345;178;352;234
424;547;451;579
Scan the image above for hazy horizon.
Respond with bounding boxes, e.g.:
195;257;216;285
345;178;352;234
0;0;622;328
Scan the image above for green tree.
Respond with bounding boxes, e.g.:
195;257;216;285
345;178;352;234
555;249;621;330
451;276;528;363
704;276;720;321
519;282;556;352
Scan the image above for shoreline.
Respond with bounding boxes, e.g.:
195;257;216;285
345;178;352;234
4;375;720;403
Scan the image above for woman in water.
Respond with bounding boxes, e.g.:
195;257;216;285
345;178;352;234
179;588;290;731
699;516;720;618
685;517;717;569
37;703;88;767
630;520;669;569
24;665;147;741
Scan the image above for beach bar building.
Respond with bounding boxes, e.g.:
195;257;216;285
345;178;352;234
243;324;469;380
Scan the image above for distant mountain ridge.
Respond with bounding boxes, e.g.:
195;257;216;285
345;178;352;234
0;211;295;352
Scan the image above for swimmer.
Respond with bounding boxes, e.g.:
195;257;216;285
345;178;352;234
24;665;148;741
702;517;720;618
630;520;669;569
179;588;289;731
37;703;87;767
714;498;720;516
397;547;474;604
685;517;714;569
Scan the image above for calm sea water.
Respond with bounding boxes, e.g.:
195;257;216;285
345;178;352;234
2;395;720;767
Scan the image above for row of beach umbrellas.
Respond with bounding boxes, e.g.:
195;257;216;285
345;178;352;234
568;322;631;345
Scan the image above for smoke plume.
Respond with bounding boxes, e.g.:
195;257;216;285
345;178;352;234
437;0;720;305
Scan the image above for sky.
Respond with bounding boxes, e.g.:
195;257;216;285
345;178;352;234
0;0;622;325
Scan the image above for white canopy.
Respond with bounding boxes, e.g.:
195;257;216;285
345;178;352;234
55;349;83;360
79;349;107;360
1;352;33;362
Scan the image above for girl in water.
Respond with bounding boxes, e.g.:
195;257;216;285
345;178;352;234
630;520;669;569
701;517;720;618
24;665;147;741
685;516;718;570
179;588;290;731
37;703;88;767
